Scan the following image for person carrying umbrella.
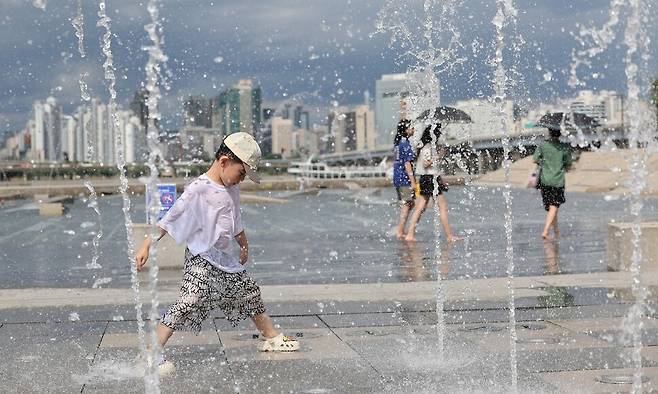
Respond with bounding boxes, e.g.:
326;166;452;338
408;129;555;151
533;126;572;240
404;123;461;243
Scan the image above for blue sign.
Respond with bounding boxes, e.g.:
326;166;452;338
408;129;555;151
146;183;177;224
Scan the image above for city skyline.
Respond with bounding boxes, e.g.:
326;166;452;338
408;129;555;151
1;0;656;139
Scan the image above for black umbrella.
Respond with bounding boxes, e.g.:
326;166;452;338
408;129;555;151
416;106;473;124
537;112;600;131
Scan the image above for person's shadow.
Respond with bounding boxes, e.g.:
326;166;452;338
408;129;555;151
398;241;451;282
543;240;561;275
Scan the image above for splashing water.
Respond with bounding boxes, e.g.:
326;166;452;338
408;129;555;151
141;0;170;391
92;277;112;289
83;180;102;270
621;0;652;391
571;1;656;390
78;73;91;102
569;0;625;88
71;0;85;58
32;0;47;10
376;0;468;359
95;1;151;389
492;0;519;391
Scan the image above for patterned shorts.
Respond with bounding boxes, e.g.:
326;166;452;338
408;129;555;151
161;249;266;333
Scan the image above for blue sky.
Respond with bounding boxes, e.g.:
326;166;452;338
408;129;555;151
0;0;656;136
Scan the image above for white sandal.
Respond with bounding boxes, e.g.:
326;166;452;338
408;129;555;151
258;333;300;352
135;354;176;376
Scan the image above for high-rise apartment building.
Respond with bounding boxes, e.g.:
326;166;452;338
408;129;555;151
29;97;144;164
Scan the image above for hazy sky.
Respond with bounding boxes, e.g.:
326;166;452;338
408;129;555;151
0;0;656;136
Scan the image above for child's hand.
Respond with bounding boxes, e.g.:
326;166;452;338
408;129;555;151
239;246;248;265
135;244;149;272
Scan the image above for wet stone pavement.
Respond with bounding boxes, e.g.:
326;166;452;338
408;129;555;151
1;185;658;392
1;186;657;289
3;295;658;393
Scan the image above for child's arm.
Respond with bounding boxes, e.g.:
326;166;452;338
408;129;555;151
234;230;249;265
404;161;417;190
135;227;168;272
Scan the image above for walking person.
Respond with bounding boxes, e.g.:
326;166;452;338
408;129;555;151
393;119;417;239
405;124;461;243
135;132;299;376
533;126;572;240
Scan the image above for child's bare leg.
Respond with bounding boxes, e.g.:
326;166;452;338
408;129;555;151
542;206;558;240
251;312;278;338
437;195;461;243
156;323;174;349
552;210;560;238
405;196;429;242
396;202;413;239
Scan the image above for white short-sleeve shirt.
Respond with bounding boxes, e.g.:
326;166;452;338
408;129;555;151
415;144;435;176
158;174;244;273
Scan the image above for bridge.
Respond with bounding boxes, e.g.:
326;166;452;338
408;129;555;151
315;127;628;172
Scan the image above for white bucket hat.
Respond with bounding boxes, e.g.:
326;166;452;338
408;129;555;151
224;132;262;183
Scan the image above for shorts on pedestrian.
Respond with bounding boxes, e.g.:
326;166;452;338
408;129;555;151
540;185;565;211
418;175;449;197
396;186;415;206
161;249;266;333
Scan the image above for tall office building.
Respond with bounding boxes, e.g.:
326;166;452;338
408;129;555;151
327;106;348;153
213;79;262;135
183;95;213;128
375;74;410;149
375;72;436;148
569;90;623;127
130;88;150;129
271;116;294;158
293;105;310;130
354;105;376;151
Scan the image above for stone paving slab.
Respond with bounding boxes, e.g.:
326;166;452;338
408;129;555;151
0;321;105;393
83;344;234;393
467;321;611;353
319;311;438;328
218;327;357;362
229;358;383;394
214;315;325;332
539;366;658;393
518;347;657;374
4;271;648;310
332;324;557;393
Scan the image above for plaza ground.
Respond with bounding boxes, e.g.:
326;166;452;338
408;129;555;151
1;186;658;392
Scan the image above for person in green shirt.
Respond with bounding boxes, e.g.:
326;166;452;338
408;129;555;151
533;127;572;240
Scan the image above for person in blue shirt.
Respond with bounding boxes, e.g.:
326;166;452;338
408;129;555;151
393;119;417;239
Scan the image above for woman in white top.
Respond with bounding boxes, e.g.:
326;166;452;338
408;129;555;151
405;124;461;243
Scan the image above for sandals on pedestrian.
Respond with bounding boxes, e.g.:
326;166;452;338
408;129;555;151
135;353;176;376
257;333;300;352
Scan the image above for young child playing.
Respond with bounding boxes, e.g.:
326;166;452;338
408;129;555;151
533;126;572;240
393;119;417;239
135;132;299;376
404;124;461;243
